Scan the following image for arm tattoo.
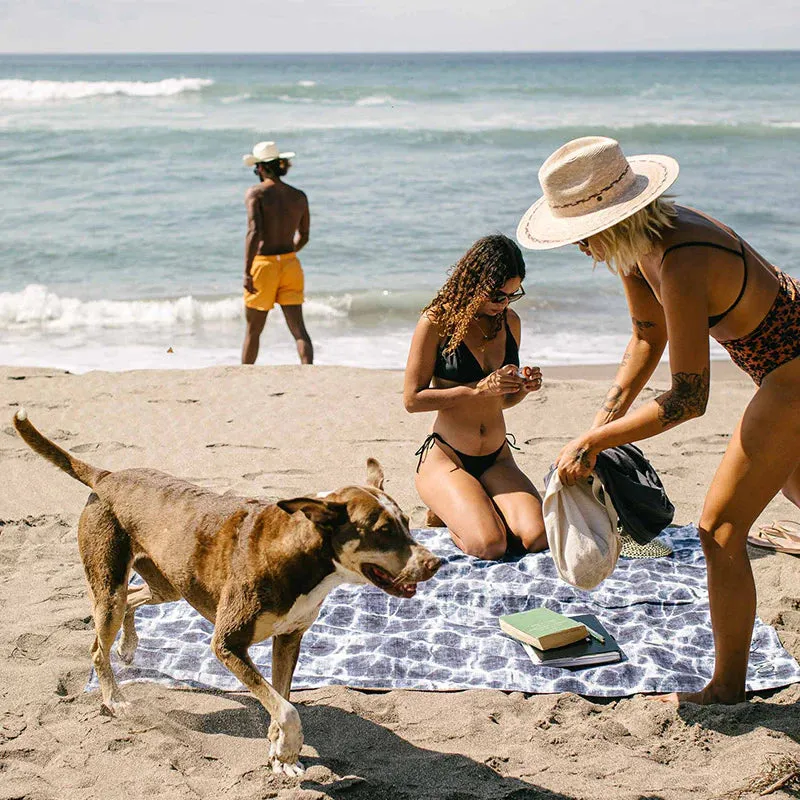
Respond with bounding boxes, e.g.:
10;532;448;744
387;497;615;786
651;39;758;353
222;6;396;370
655;368;710;426
601;383;624;414
632;317;656;332
621;350;632;366
572;448;593;469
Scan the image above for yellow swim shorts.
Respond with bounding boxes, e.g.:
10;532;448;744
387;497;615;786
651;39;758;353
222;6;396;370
244;253;304;311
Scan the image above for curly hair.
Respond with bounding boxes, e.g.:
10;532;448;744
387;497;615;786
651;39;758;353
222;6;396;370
424;234;526;355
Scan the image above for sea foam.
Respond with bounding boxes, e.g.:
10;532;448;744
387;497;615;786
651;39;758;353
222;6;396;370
0;285;351;330
0;77;214;103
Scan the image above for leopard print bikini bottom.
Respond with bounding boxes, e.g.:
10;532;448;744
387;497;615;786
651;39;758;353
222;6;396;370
720;269;800;386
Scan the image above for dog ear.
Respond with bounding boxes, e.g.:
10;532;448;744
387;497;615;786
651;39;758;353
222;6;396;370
366;457;384;490
277;497;349;527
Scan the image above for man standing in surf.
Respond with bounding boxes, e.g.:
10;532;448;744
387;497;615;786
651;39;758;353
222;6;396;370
241;141;313;365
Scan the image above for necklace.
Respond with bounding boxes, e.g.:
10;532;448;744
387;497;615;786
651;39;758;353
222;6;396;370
473;316;496;351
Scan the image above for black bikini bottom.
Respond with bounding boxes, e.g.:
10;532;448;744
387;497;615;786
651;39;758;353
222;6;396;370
415;432;520;479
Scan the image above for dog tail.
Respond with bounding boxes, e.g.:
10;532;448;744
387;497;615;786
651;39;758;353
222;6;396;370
13;409;109;489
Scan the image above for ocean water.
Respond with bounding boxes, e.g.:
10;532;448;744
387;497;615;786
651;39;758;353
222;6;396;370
1;52;799;373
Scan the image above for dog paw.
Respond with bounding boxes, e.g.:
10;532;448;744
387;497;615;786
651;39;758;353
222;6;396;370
101;698;131;717
268;715;304;777
269;756;305;777
116;639;138;664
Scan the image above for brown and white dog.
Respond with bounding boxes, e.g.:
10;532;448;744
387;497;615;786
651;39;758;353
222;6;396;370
13;410;441;775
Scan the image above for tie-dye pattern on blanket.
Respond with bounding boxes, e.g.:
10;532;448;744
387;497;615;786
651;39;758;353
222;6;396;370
90;525;800;697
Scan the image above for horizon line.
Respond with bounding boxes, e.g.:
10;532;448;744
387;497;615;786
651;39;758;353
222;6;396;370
1;47;800;56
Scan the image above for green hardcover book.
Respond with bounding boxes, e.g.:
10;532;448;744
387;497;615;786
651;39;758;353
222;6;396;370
520;614;623;669
499;607;588;651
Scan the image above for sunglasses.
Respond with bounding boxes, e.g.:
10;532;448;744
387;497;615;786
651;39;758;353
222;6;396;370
490;286;525;304
576;239;589;248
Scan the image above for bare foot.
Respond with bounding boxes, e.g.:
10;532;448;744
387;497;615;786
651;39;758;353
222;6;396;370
425;509;445;527
649;685;746;706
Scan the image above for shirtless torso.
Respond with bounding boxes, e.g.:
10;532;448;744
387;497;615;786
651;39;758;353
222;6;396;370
241;169;313;365
245;179;309;259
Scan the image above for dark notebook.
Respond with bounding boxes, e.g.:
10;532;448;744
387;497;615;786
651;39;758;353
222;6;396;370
520;614;623;669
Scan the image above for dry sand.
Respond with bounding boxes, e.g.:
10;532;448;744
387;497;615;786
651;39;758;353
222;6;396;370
1;362;798;800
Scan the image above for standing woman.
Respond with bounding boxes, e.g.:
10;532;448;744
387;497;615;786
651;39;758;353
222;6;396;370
517;136;800;705
404;234;548;560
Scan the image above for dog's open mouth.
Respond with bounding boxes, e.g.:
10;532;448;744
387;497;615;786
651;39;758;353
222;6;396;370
361;563;418;598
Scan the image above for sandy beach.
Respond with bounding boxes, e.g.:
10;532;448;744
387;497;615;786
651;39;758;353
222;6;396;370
1;361;798;800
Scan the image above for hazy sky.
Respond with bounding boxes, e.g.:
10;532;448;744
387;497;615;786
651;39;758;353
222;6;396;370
1;0;798;53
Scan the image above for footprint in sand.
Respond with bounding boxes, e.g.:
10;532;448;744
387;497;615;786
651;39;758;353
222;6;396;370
0;712;27;743
242;470;268;481
674;433;730;456
659;465;689;478
347;437;414;444
205;443;277;451
524;436;565;447
4;427;76;441
70;442;141;453
11;632;49;662
62;616;93;631
180;476;233;492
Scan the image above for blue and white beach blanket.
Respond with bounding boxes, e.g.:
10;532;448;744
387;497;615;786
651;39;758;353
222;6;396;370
95;525;800;697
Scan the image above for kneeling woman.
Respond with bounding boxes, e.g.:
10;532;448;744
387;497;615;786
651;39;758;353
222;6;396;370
403;234;547;560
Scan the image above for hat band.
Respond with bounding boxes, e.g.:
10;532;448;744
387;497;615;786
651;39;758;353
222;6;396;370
550;165;631;210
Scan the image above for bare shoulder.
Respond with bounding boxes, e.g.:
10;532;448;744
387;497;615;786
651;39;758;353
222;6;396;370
284;183;308;202
661;204;736;250
245;184;263;202
418;311;439;333
506;307;522;335
415;311;445;342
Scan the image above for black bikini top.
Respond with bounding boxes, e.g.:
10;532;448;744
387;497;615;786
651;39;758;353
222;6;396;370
660;235;748;327
433;320;520;384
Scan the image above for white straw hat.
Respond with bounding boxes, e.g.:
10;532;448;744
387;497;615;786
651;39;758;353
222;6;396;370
516;136;679;250
242;141;296;167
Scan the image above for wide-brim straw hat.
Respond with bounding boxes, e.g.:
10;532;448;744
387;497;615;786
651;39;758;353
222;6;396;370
242;140;296;167
517;136;679;250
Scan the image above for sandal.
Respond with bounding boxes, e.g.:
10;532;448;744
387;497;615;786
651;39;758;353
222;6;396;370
747;520;800;556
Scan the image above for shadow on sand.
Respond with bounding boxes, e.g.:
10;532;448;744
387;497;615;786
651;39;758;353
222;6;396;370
170;690;670;800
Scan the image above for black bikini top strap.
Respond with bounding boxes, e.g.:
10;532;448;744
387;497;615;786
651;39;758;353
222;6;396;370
660;240;746;264
728;236;749;307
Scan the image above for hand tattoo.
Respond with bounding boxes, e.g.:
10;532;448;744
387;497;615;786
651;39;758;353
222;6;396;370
601;383;623;414
632;317;656;332
655;368;710;426
572;447;593;469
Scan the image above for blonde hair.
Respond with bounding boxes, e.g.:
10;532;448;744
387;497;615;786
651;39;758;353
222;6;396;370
587;197;677;275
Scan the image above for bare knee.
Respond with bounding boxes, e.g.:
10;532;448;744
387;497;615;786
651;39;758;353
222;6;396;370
697;518;747;556
520;525;548;552
781;483;800;507
247;319;266;336
455;523;507;560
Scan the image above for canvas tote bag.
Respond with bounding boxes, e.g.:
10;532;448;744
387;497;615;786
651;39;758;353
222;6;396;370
542;471;622;590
